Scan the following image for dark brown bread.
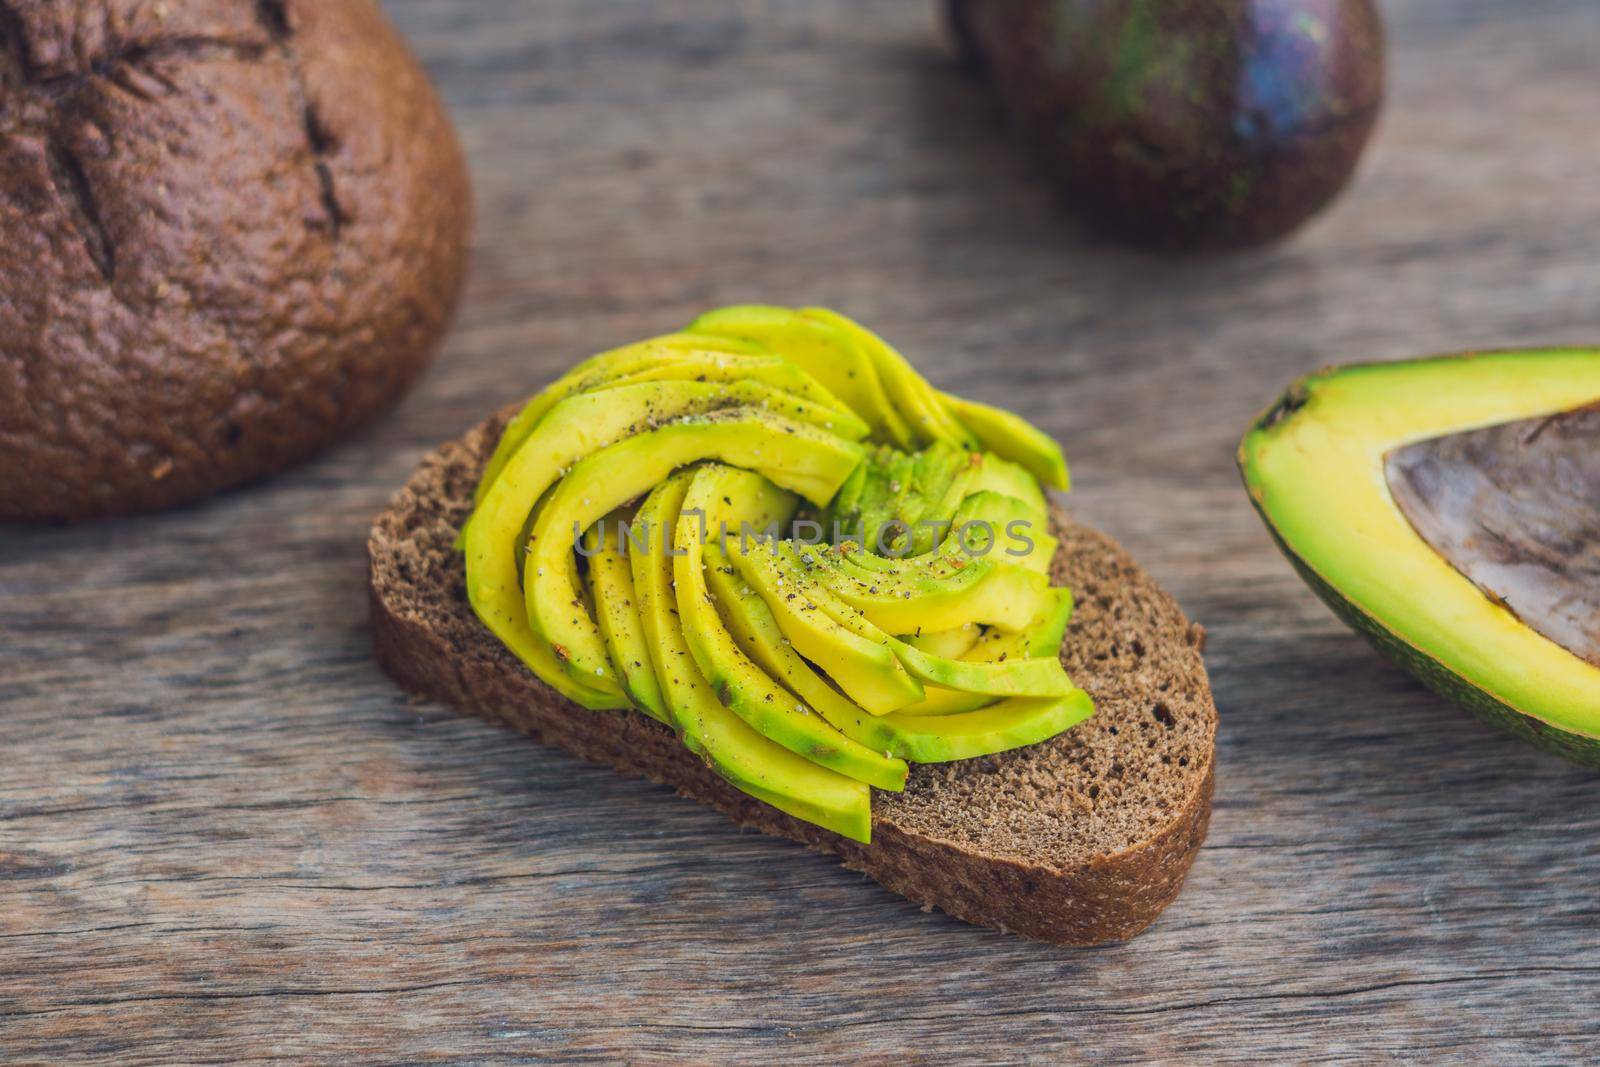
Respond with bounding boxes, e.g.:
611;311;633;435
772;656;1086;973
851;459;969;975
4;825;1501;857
0;0;470;521
368;413;1217;945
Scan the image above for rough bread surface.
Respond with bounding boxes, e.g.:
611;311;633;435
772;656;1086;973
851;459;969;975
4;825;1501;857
0;0;470;520
369;414;1217;945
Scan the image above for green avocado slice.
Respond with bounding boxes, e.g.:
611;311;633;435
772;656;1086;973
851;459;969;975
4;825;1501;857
583;517;669;723
904;622;983;659
477;332;766;504
860;693;1095;764
940;390;1070;491
705;555;1090;762
466;381;860;703
629;474;873;842
522;409;865;693
690;305;918;448
675;467;909;791
1239;349;1600;764
894;588;1076;716
730;539;926;715
796;542;1048;634
769;543;1079;700
800;308;979;449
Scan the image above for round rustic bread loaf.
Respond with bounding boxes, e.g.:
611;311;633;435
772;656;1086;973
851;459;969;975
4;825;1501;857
0;0;470;520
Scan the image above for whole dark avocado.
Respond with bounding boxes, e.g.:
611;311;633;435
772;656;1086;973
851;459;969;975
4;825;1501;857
953;0;1385;248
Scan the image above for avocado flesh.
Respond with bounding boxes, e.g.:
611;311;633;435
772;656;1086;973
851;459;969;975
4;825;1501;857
905;623;983;659
691;305;919;449
477;332;767;504
770;543;1079;700
467;382;858;701
1240;349;1600;760
940;390;1070;491
703;552;1084;762
583;518;669;723
895;588;1077;716
800;307;979;449
866;694;1095;764
798;543;1048;635
730;539;927;715
630;474;873;842
462;305;1093;838
523;410;865;692
675;467;910;791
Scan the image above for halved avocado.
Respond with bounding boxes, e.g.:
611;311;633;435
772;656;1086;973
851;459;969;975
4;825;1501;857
1240;349;1600;766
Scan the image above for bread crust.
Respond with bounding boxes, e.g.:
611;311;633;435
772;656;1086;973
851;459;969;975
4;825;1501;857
0;0;470;520
369;417;1217;945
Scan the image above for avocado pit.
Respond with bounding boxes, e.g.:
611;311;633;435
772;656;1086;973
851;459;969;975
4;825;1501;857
1385;403;1600;668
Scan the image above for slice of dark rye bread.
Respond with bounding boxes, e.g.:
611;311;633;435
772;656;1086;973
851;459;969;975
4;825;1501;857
368;412;1217;945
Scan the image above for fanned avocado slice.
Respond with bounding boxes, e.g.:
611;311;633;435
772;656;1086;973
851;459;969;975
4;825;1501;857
1240;349;1600;765
859;693;1095;764
522;409;865;692
707;557;1089;762
800;308;979;449
630;473;873;842
769;543;1078;700
477;332;767;504
904;622;983;659
797;542;1049;634
731;539;926;715
583;516;669;723
941;390;1071;491
675;467;909;791
691;305;918;448
466;380;859;702
895;588;1076;716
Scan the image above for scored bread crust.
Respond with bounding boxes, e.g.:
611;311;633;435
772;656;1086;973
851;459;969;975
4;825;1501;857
368;412;1217;945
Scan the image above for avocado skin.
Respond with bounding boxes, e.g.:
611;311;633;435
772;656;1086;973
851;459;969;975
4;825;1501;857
1249;500;1600;771
960;0;1385;249
1240;370;1600;771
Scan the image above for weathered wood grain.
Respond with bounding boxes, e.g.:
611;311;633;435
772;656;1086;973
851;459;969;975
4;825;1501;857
4;0;1599;1061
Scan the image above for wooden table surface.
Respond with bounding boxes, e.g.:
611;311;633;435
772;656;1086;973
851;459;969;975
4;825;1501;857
5;1;1598;1061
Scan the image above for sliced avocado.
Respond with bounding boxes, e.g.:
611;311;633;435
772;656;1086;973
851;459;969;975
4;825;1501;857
861;692;1095;764
801;308;979;448
707;556;1090;762
905;622;983;658
1240;349;1600;765
675;467;909;790
797;542;1048;634
477;332;766;504
940;390;1070;491
769;543;1078;700
730;539;926;715
630;473;873;842
583;517;669;723
522;408;865;692
691;305;918;448
466;380;857;701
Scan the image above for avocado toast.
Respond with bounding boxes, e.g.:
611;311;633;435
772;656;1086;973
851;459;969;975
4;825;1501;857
370;308;1216;944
